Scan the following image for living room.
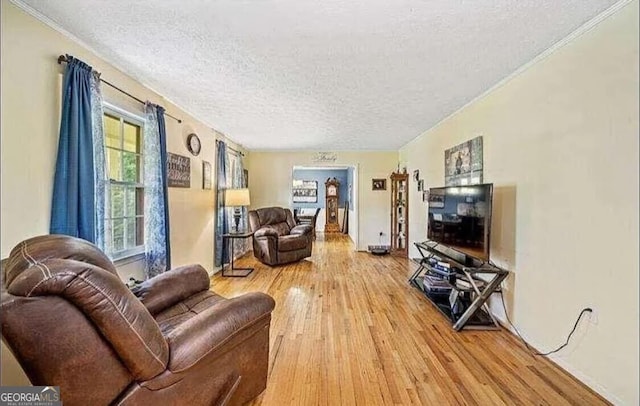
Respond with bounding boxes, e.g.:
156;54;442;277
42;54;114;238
1;0;638;405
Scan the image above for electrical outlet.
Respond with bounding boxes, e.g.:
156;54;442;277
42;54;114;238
588;308;598;325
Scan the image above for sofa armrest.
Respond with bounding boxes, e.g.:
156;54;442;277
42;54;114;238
132;264;210;315
165;292;275;372
254;228;279;239
290;224;313;236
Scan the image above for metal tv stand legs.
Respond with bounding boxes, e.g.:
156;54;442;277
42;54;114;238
411;240;509;331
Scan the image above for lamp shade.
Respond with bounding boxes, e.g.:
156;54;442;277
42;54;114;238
224;188;251;207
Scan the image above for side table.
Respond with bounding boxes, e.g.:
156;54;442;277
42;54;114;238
222;232;254;277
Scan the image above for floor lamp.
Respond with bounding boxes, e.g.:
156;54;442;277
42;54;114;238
225;188;251;233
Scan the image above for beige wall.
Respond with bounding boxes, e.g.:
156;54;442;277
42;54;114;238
400;1;639;404
1;0;244;384
247;151;398;250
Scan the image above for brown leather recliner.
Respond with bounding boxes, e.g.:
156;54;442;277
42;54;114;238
0;235;275;406
248;207;313;266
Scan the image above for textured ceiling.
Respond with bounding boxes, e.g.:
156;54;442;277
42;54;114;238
17;0;617;150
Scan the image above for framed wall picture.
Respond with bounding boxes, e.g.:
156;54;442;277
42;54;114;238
418;179;424;191
202;161;212;189
372;178;386;191
413;169;420;182
292;179;318;203
445;136;483;186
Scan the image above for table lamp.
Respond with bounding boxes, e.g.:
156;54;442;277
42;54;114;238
224;188;251;233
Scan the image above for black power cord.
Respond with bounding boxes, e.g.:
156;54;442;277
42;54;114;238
498;292;592;356
486;259;593;356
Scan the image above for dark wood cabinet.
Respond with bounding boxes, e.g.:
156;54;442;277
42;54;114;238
390;172;409;256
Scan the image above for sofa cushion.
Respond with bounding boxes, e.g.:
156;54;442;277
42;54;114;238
250;207;297;231
256;208;287;226
133;265;211;316
155;290;226;336
272;223;292;236
278;235;308;252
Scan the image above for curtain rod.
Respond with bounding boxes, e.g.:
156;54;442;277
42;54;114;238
216;139;245;156
57;55;182;124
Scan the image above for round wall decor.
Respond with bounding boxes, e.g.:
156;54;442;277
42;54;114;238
186;133;201;156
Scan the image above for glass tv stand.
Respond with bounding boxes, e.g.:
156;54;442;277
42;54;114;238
410;240;509;331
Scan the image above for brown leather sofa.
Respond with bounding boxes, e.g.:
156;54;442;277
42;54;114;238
248;207;313;266
0;235;275;406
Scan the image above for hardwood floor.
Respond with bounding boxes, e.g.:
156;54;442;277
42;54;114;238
212;234;608;405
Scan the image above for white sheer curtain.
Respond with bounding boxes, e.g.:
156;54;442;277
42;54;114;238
90;71;110;254
228;152;248;257
143;103;171;278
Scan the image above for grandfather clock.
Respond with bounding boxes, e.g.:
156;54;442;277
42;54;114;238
325;178;341;233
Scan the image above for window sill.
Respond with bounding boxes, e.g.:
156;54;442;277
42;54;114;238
112;248;145;266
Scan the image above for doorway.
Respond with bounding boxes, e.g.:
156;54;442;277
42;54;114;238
291;165;359;249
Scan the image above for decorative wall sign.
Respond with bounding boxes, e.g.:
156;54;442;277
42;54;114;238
202;161;212;189
312;152;337;163
292;179;318;203
167;152;191;188
444;136;483;186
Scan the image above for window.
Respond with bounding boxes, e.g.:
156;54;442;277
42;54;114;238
103;108;144;258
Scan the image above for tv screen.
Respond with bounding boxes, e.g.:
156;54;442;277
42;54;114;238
427;183;493;261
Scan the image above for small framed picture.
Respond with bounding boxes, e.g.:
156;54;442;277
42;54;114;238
202;161;212;189
372;178;386;191
422;190;429;202
413;169;420;182
418;179;424;191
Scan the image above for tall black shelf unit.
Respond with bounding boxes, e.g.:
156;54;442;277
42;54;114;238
410;240;509;331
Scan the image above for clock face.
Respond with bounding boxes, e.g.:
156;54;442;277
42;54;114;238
328;185;337;196
187;133;201;156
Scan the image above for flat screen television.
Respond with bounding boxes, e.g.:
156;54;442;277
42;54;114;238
427;183;493;262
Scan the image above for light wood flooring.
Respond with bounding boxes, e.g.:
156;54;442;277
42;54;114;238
212;234;608;405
